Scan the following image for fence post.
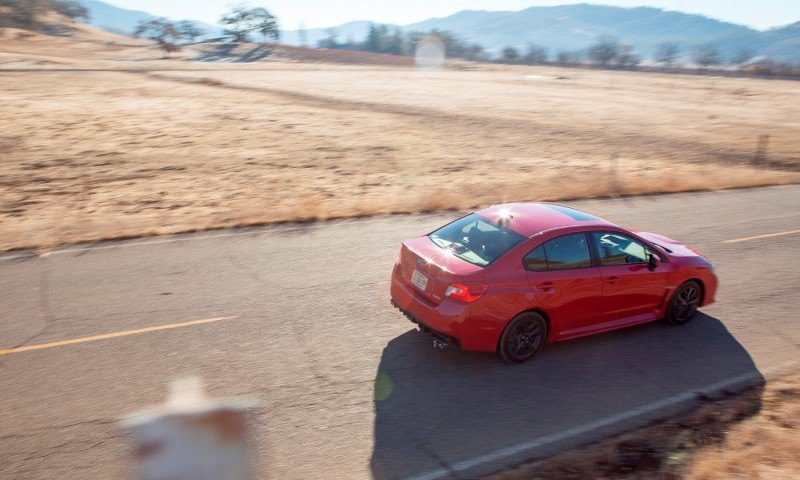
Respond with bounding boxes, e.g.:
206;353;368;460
122;377;257;480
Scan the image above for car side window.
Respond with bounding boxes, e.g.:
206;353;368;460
592;232;650;266
523;245;547;271
523;233;592;271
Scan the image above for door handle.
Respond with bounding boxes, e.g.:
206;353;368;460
607;276;620;285
537;282;555;292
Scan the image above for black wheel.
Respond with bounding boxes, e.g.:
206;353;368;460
498;312;548;364
665;281;702;326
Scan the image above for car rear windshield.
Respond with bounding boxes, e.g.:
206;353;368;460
429;214;527;267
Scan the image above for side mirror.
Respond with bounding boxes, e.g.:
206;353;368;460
647;253;659;271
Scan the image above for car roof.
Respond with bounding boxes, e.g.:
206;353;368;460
476;202;617;237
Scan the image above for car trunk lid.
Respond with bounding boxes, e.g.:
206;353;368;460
398;236;483;306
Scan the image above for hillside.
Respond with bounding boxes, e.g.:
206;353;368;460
759;21;800;60
281;4;800;62
406;5;759;58
73;0;219;37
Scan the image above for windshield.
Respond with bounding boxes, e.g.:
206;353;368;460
429;213;527;267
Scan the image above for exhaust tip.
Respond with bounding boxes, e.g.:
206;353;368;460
432;337;447;349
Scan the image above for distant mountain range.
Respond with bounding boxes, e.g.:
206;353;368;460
282;4;800;62
75;0;220;38
74;1;800;62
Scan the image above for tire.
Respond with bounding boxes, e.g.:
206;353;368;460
498;312;548;364
665;281;702;326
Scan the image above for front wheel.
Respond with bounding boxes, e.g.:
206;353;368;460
665;281;701;326
498;312;548;364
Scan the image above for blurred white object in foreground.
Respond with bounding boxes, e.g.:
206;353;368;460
122;377;257;480
415;34;446;68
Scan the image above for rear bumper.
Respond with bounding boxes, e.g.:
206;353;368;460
390;298;461;348
389;265;499;351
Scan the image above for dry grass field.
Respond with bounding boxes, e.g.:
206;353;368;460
1;25;799;251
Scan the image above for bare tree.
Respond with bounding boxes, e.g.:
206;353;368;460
588;35;620;67
692;44;721;68
655;42;679;68
500;46;521;63
177;20;204;43
731;48;755;66
616;44;640;69
463;44;487;62
523;44;548;65
253;7;278;42
556;50;582;65
52;1;90;23
134;19;182;57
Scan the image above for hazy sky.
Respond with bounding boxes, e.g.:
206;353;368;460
102;1;800;31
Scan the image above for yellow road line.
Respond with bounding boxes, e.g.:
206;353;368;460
723;229;800;244
0;316;237;356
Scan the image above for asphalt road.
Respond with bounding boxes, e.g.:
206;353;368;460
1;185;799;479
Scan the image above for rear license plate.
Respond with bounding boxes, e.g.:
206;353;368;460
411;269;429;291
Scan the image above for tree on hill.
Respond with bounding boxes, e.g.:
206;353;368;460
317;28;338;49
588;35;620;66
462;44;487;62
363;24;384;52
524;44;548;65
51;1;89;22
616;44;640;69
383;28;403;55
313;26;486;61
1;0;88;28
500;46;521;63
134;18;182;57
731;48;755;66
360;28;482;60
692;44;721;68
556;50;582;65
220;5;279;43
362;24;403;55
1;0;40;27
253;7;278;42
655;42;679;68
177;20;203;43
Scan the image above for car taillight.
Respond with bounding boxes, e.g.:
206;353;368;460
445;283;488;303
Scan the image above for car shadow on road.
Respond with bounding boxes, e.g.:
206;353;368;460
370;313;763;479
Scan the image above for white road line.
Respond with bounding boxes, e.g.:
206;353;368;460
40;230;287;256
0;253;36;261
0;225;308;262
404;362;798;480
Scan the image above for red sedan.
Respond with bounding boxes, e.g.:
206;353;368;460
390;203;717;363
